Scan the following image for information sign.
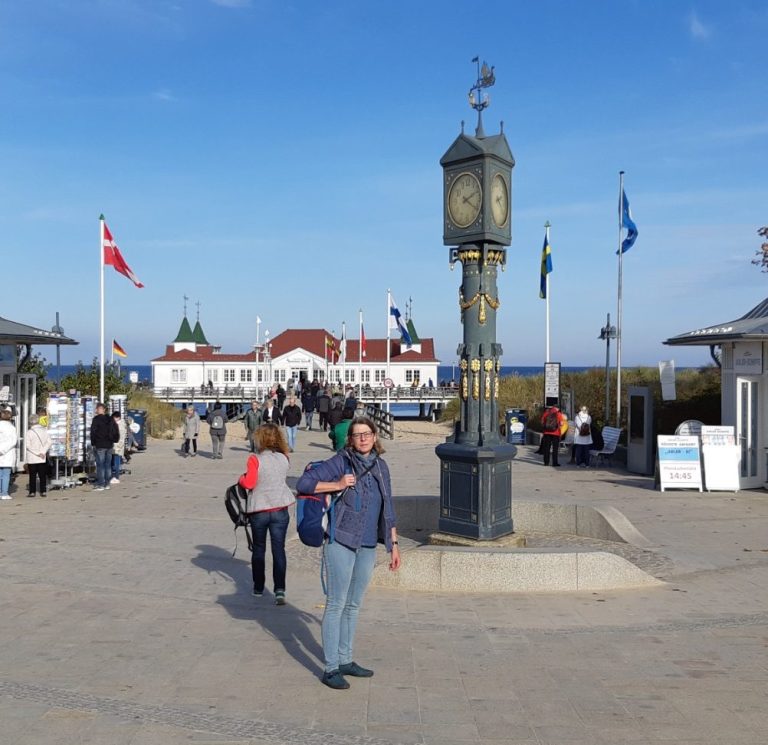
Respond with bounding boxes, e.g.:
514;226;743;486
383;378;394;389
659;360;676;401
657;435;703;492
544;362;560;404
701;425;740;491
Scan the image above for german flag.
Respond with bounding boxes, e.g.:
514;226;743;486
325;335;338;364
112;339;128;358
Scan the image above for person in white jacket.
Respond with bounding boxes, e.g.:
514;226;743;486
573;405;593;467
25;414;51;497
0;409;18;499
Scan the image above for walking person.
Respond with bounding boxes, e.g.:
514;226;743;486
25;414;51;498
238;423;295;605
207;401;227;459
0;409;18;500
276;383;286;411
262;398;281;425
573;406;593;467
316;388;331;431
540;404;565;468
182;405;200;457
295;416;401;690
110;411;126;484
301;388;316;431
90;403;120;490
281;396;302;453
244;400;263;454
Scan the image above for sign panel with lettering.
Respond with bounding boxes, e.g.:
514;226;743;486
658;360;676;401
544;362;560;405
733;342;763;374
658;435;703;492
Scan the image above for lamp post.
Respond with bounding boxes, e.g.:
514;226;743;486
598;313;617;424
51;312;64;390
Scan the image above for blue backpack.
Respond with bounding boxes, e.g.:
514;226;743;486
296;461;344;547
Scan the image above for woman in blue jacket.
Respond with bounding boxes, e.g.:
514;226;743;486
295;416;401;690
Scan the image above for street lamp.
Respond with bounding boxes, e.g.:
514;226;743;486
598;313;617;424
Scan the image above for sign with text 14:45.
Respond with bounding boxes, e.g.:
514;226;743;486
657;435;703;492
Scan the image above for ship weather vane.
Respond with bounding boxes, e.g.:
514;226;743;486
467;57;495;137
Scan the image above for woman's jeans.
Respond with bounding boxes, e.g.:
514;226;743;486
285;425;297;450
112;453;122;479
0;467;11;496
321;542;377;673
574;443;591;466
28;462;47;495
305;412;314;430
249;508;290;593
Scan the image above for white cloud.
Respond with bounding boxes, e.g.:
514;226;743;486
152;89;177;102
688;11;711;40
210;0;251;7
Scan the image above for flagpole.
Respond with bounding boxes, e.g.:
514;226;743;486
255;316;261;399
545;221;551;363
616;171;624;428
341;321;347;393
386;288;391;413
358;309;363;400
99;215;106;403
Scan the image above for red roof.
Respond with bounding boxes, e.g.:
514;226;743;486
151;345;256;363
269;329;438;363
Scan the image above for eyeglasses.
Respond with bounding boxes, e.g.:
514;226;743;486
350;431;374;440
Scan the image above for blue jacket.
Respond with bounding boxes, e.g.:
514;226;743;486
295;450;397;552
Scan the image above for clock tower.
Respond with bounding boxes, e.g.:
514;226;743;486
435;60;517;540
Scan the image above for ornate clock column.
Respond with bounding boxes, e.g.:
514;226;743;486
435;60;516;540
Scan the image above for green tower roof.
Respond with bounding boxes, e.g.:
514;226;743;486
406;318;421;344
192;320;209;345
174;316;195;343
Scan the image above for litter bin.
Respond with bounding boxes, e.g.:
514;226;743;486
126;408;148;449
505;408;527;445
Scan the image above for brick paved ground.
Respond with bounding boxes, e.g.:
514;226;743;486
1;427;767;744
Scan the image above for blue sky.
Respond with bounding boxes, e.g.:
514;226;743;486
1;0;767;369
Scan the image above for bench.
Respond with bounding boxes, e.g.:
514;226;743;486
590;426;622;467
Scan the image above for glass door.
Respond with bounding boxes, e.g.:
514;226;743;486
737;377;761;487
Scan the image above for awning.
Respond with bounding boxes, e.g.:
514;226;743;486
663;297;768;347
0;316;79;347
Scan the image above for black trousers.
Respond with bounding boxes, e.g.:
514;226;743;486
319;412;329;431
28;462;47;495
541;434;561;466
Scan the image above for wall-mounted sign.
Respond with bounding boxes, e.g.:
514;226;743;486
658;435;703;492
733;342;763;374
0;345;16;366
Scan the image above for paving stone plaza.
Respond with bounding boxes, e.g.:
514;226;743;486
2;427;768;744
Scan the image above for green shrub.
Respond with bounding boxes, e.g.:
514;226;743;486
127;391;185;439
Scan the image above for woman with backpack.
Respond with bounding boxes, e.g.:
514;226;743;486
573;405;593;467
238;423;295;605
295;416;401;690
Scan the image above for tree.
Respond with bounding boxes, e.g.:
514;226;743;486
751;226;768;272
16;346;54;404
59;358;130;400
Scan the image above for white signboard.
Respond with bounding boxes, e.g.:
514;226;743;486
659;360;676;401
700;426;740;492
701;425;735;447
733;342;763;374
544;362;560;401
658;435;703;492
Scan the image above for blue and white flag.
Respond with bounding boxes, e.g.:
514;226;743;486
620;189;638;254
389;295;413;345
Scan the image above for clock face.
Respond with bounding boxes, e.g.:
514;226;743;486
447;172;482;229
491;173;509;227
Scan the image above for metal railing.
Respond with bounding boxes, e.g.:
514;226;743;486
364;403;394;440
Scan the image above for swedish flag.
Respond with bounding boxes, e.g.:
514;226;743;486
539;234;552;299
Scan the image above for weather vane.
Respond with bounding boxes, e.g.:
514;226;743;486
467;57;495;137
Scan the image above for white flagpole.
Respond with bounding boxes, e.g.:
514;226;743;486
386;289;391;413
341;321;347;392
255;316;261;399
616;171;625;428
358;309;363;399
99;216;106;403
545;221;551;363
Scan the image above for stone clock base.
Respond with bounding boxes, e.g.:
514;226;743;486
435;441;516;540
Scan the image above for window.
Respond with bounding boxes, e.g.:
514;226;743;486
405;370;420;384
361;369;370;382
210;369;219;382
279;370;286;382
374;369;386;383
171;368;187;383
224;369;236;383
240;369;252;383
318;370;325;381
345;369;355;383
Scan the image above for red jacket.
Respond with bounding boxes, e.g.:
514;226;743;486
541;407;565;436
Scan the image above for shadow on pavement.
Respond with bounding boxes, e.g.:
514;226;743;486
191;544;324;677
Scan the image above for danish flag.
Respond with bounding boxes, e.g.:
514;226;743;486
103;219;144;288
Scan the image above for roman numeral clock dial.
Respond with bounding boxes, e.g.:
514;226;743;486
447;172;482;228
